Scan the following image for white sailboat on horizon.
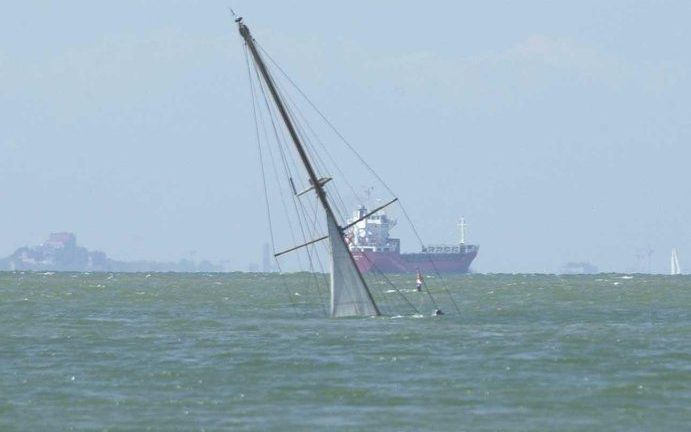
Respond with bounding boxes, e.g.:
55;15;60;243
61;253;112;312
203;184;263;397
670;248;681;275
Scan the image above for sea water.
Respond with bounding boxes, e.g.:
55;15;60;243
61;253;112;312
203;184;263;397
1;272;689;430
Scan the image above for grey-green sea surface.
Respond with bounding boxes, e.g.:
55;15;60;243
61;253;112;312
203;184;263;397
1;272;689;431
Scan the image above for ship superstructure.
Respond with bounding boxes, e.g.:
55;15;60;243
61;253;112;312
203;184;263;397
346;206;400;253
346;206;479;273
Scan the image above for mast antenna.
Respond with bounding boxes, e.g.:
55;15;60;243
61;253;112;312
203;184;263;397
230;8;242;23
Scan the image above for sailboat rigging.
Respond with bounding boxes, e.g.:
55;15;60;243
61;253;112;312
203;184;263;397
234;14;457;318
237;17;381;317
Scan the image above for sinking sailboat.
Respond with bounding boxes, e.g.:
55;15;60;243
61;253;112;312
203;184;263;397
234;15;457;318
670;248;681;275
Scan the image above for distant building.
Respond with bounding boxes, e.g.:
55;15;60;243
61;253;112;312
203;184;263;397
0;233;223;272
43;232;77;249
0;232;109;271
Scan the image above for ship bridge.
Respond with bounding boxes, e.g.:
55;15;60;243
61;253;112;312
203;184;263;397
346;205;400;253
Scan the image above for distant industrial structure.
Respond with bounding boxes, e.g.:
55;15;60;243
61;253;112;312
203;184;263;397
262;243;277;273
247;243;278;273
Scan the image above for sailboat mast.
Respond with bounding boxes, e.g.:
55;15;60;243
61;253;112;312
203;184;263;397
238;22;329;216
237;19;380;316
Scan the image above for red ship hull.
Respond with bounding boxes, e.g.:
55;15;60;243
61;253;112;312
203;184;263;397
352;248;478;274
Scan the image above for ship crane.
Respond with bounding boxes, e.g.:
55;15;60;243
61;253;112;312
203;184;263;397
458;217;467;245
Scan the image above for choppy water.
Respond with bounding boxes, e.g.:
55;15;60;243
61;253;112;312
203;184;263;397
1;272;689;431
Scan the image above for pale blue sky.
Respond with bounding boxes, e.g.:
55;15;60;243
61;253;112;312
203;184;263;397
1;1;689;272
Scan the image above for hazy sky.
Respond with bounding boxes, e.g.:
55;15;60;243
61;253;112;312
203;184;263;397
1;1;689;273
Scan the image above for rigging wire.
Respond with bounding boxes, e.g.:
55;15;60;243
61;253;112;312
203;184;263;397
267;69;354;228
257;42;462;315
258;51;387;236
257;44;375;222
264;75;334;307
257;56;376;313
250;50;328;316
276;83;358;224
244;44;298;316
357;252;422;315
255;49;328;314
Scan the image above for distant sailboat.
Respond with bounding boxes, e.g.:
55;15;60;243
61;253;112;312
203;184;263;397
670;249;681;275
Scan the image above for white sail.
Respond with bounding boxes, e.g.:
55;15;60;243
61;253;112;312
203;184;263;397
671;249;681;275
328;214;378;317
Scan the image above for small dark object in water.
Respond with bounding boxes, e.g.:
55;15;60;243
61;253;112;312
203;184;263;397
434;308;444;316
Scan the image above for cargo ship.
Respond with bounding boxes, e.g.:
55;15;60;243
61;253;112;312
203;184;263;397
346;206;479;274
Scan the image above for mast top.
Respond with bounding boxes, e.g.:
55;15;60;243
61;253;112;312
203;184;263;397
232;9;251;39
230;8;243;23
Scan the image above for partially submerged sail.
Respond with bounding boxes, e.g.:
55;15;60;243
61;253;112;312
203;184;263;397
327;215;379;317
